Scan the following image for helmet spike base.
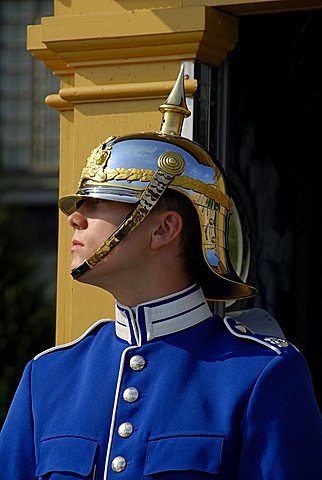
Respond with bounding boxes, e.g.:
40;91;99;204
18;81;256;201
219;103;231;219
159;65;191;136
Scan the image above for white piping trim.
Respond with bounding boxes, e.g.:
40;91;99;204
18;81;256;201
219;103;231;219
103;345;137;480
129;309;141;347
115;319;132;344
148;287;205;323
115;286;211;344
148;302;211;340
223;316;281;355
116;283;198;317
34;318;112;360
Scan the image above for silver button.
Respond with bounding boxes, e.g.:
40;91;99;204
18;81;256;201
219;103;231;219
130;355;146;371
235;322;247;334
118;422;134;438
111;456;127;472
123;386;139;403
264;337;289;348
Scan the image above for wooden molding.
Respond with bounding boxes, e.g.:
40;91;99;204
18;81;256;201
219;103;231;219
60;79;198;102
45;94;74;111
27;25;70;73
27;6;237;70
45;79;198;111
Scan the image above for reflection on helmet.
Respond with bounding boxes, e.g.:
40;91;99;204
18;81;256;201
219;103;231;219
59;66;256;301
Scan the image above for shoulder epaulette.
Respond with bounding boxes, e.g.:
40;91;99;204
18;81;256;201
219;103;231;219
34;318;112;360
223;316;297;355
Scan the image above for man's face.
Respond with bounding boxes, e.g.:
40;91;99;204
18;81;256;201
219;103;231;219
67;196;187;305
68;197;134;275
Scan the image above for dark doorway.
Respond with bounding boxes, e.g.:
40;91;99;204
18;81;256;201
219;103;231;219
228;10;322;409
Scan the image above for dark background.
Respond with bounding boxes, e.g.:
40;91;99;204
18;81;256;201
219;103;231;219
227;10;322;408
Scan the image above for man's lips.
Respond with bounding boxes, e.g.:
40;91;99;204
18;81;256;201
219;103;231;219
71;239;84;250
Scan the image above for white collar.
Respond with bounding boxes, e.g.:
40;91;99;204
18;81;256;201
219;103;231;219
115;284;212;346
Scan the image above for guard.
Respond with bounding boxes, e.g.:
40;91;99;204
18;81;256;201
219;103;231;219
1;66;321;479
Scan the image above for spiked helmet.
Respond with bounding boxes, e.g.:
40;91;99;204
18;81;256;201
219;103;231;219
59;66;255;301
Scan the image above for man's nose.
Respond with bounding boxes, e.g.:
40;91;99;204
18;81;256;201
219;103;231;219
68;210;88;229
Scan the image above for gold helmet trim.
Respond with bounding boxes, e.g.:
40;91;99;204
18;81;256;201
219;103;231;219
60;167;232;216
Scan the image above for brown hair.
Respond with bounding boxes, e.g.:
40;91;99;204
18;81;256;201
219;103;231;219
154;189;203;282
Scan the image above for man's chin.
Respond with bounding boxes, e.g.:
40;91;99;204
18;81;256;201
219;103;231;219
70;260;87;281
70;255;87;272
70;262;98;285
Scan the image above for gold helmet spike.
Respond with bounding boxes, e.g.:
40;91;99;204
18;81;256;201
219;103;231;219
159;65;191;136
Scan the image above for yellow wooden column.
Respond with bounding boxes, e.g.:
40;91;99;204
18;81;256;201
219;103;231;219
27;0;237;344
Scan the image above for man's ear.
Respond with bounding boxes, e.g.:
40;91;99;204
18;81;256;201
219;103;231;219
150;211;183;250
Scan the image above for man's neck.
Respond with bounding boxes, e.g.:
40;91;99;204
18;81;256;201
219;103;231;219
112;278;194;308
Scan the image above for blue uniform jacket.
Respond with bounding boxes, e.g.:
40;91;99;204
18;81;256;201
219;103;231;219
1;285;322;479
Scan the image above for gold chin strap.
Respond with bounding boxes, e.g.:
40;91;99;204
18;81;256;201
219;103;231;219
71;152;185;280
